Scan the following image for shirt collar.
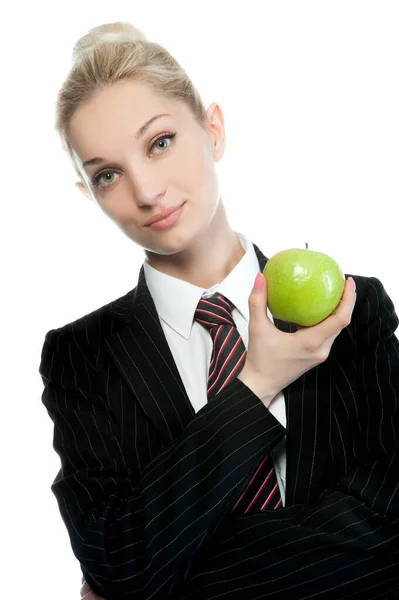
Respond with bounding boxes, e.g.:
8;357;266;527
142;232;262;339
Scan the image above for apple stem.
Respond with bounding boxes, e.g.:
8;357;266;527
306;242;308;249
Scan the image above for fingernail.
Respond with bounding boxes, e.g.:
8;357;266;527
349;277;356;292
254;273;264;291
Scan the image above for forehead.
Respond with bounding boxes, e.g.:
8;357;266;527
69;80;190;162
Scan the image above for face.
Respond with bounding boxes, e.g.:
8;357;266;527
70;80;226;262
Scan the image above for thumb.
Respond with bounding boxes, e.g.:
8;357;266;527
248;273;267;319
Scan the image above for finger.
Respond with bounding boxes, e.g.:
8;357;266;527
332;277;357;319
250;274;274;327
81;591;105;600
80;581;91;596
308;278;356;343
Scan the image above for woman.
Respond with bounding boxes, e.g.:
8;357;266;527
39;21;399;600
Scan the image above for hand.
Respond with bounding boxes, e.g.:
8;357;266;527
80;577;105;600
239;273;357;400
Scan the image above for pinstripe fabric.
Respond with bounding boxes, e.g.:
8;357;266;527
38;242;399;599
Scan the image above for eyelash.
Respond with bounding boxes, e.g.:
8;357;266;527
90;132;177;189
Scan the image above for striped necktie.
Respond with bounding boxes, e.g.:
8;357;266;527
194;294;282;512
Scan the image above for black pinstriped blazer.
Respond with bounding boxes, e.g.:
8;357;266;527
39;242;399;600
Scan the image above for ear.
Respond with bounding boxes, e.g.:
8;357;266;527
205;102;226;162
75;181;93;201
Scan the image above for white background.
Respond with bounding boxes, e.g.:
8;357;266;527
2;1;399;598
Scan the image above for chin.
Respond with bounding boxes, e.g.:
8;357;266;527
137;230;191;255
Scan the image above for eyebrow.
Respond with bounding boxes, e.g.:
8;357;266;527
81;113;172;169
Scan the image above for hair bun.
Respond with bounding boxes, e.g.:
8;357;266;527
72;21;147;65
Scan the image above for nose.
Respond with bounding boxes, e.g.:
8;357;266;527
136;189;167;209
125;164;167;208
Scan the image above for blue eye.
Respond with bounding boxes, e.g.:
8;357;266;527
151;132;176;154
91;171;118;188
90;132;177;190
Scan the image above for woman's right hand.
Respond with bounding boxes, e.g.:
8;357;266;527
80;577;105;600
238;272;357;404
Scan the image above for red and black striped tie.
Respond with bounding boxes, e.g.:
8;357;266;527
194;294;282;512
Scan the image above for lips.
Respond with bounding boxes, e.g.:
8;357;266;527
145;202;185;226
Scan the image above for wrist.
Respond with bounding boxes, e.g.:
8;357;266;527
237;367;276;407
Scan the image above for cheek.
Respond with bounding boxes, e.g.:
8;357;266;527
96;194;140;230
194;146;220;205
174;139;213;184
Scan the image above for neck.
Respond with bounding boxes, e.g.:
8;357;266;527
144;198;245;289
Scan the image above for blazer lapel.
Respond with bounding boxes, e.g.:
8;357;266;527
103;242;332;506
103;264;195;445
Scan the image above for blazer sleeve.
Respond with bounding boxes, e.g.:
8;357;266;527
39;328;286;600
178;276;399;600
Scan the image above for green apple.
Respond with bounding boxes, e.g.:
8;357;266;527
263;247;345;327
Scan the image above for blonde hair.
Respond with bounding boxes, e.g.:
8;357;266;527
55;21;208;182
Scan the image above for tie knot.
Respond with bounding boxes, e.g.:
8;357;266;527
194;295;235;330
